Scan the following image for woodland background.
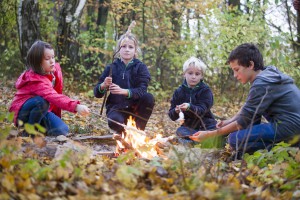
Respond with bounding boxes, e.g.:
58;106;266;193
1;0;300;199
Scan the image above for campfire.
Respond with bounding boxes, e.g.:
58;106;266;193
114;116;169;159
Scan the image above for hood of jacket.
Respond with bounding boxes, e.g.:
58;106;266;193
15;68;57;89
254;66;294;86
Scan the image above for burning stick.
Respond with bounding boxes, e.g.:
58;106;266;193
113;134;133;150
113;134;142;157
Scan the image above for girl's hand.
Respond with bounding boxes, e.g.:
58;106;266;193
178;103;190;111
189;131;210;142
109;83;127;96
76;104;90;117
103;77;112;88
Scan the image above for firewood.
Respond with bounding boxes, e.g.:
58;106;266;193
113;134;142;157
72;135;114;141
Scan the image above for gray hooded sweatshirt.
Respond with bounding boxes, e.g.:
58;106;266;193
236;66;300;139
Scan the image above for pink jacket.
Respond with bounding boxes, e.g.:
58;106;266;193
9;63;80;125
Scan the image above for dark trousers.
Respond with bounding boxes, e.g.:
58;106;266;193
107;93;155;133
18;96;69;136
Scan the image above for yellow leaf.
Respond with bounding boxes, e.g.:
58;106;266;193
204;181;219;192
16;177;33;191
116;165;142;189
1;174;16;192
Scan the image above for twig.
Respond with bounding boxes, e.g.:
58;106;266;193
91;111;147;136
72;135;114;141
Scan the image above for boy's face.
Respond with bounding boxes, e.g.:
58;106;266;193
230;59;256;84
184;66;203;88
41;48;55;74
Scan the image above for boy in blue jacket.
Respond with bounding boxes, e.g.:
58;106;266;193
190;43;300;156
169;57;217;145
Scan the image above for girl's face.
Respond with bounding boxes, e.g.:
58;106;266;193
41;48;55;74
119;39;136;64
184;66;203;88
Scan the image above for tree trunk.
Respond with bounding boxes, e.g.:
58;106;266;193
56;0;86;71
170;0;181;39
17;0;41;64
228;0;240;13
97;0;110;28
292;0;300;57
96;0;110;61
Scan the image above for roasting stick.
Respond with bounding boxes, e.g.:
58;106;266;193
91;111;147;136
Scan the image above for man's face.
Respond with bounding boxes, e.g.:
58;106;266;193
230;60;256;84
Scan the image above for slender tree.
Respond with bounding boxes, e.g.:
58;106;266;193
17;0;41;64
56;0;86;70
293;0;300;54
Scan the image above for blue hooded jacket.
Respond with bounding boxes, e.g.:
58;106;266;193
169;80;217;130
94;58;151;112
236;66;300;137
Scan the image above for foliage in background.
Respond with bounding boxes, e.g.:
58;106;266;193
0;0;22;82
0;0;299;97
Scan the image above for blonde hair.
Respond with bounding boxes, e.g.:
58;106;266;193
183;57;207;74
114;21;141;58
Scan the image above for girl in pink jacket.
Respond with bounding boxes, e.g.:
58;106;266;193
9;40;90;136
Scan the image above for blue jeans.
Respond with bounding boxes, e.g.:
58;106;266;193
18;96;69;136
228;123;276;154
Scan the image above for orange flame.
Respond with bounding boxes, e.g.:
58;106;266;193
116;116;162;159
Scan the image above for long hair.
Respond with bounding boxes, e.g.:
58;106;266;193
114;21;141;59
26;40;53;74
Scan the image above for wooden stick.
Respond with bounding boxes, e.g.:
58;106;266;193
113;134;142;157
72;135;114;141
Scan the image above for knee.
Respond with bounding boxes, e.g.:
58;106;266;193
107;112;124;130
228;132;238;149
35;96;49;111
141;93;155;107
176;126;195;137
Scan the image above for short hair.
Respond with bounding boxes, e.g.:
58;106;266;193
114;33;141;58
26;40;53;74
227;43;264;71
183;57;207;74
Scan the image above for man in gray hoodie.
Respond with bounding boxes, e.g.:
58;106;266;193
190;43;300;155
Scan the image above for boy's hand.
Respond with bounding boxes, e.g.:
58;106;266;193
178;103;190;111
189;131;210;142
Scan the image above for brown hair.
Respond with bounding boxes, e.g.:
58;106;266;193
26;40;53;74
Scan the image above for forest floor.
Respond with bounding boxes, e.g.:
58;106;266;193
1;79;300;200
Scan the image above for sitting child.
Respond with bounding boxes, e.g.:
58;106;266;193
9;40;90;136
169;57;217;145
190;43;300;156
94;22;154;134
